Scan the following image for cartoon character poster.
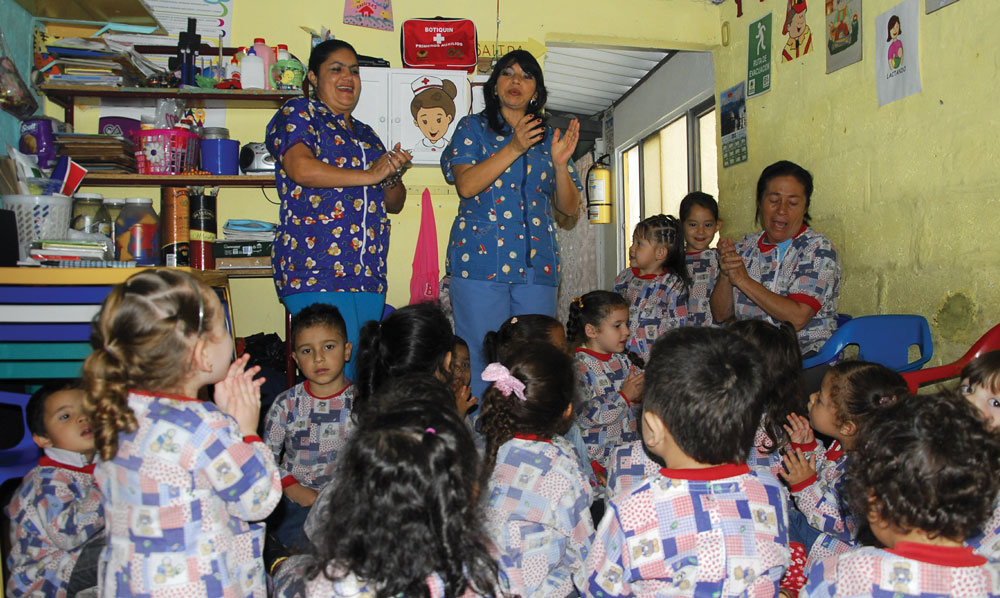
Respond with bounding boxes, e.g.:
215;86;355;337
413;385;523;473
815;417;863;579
782;0;813;62
400;73;469;165
925;0;960;13
875;0;922;106
719;82;748;168
826;0;862;73
344;0;393;32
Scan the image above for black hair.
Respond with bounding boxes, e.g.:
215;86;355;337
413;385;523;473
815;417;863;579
643;327;765;464
480;342;576;477
679;191;720;222
847;391;1000;541
481;50;547;135
825;361;908;429
291;303;348;347
566;291;629;349
308;400;502;598
482;314;563;363
452;335;469;351
355;303;454;404
27;381;78;438
727;320;803;454
887;15;901;41
633;214;690;287
755;160;813;225
354;373;456;428
308;39;359;76
961;350;1000;395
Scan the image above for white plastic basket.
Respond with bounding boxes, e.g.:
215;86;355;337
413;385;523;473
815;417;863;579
1;194;73;261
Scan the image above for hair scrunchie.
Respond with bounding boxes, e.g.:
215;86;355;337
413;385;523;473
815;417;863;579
481;362;527;402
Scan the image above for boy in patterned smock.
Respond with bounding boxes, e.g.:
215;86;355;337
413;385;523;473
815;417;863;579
6;384;104;598
803;393;1000;598
265;304;355;551
585;328;789;598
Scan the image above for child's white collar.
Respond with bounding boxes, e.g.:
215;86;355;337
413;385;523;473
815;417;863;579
43;447;93;468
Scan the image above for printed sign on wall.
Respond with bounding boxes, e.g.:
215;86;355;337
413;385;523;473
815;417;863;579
747;13;772;97
720;82;748;168
876;0;922;106
826;0;862;73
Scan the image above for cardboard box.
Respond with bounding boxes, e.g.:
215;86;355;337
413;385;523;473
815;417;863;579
213;241;273;258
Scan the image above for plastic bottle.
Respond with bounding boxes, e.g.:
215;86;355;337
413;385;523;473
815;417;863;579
276;44;290;61
116;197;160;266
241;48;266;90
225;56;241;81
252;38;275;89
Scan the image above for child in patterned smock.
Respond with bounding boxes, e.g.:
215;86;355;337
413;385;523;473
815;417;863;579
276;398;507;598
680;192;722;327
83;269;282;598
585;327;789;598
613;214;689;363
264;304;354;551
481;342;595;598
567;291;644;476
960;352;1000;558
6;384;104;598
780;361;908;565
803;392;1000;598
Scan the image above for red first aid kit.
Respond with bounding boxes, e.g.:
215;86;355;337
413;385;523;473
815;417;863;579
400;17;478;72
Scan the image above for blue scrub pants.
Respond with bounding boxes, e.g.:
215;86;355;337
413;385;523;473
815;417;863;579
282;291;385;383
449;268;557;398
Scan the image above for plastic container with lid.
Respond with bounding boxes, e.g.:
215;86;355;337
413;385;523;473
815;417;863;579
201;127;230;140
276;44;291;61
103;197;125;257
242;48;266;90
71;192;111;237
116;197;160;266
252;38;275;89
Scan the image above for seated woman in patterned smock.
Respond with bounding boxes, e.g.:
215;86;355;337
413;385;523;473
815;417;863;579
266;40;412;380
441;49;582;397
710;160;841;388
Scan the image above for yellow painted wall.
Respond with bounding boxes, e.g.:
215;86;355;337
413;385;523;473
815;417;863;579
712;0;1000;365
53;0;721;338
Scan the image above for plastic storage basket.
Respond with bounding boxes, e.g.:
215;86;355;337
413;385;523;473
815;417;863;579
133;128;200;174
1;194;73;261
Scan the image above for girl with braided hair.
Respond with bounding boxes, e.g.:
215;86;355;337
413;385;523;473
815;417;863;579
480;342;594;598
82;269;281;597
613;214;690;363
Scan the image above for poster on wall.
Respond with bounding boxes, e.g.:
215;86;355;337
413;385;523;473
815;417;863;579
926;0;960;13
781;0;813;62
402;74;469;165
747;13;772;97
826;0;862;73
875;0;922;107
719;82;748;168
344;0;394;31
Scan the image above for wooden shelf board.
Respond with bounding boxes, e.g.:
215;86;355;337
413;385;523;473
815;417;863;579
81;174;275;187
39;85;298;109
0;267;229;286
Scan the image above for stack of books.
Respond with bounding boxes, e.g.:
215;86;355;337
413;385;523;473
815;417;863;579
54;133;136;173
29;240;112;264
214;220;275;270
40;37;163;87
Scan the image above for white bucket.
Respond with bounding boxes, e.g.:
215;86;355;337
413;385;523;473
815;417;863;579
1;194;73;261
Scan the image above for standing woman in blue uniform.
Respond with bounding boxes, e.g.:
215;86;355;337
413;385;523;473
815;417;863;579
266;40;412;380
442;50;582;397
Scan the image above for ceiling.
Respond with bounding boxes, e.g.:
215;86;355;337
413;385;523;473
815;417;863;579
543;45;672;117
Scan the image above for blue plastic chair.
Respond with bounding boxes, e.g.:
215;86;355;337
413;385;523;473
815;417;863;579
802;314;933;372
0;391;42;488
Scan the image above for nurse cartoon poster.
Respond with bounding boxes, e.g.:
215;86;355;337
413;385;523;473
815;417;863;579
826;0;862;74
402;74;469;165
875;0;922;106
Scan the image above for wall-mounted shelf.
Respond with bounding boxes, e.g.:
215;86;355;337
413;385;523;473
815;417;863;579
12;0;164;31
82;174;275;187
39;85;298;126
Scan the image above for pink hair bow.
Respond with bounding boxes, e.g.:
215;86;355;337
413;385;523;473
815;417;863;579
481;362;526;401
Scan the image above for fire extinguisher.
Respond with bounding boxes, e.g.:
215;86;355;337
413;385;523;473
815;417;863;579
586;155;611;224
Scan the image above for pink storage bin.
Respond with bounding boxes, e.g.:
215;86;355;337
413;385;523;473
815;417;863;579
133;128;199;174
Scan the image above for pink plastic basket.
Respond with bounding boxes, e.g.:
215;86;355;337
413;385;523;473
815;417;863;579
133;128;199;174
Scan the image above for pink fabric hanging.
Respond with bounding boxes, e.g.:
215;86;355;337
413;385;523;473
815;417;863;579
409;188;440;305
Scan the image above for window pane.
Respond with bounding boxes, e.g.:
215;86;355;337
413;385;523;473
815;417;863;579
659;116;688;217
699;109;719;200
641;134;661;220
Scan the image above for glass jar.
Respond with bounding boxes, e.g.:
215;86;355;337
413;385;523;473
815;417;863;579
103;197;125;258
71;193;111;236
115;197;160;266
